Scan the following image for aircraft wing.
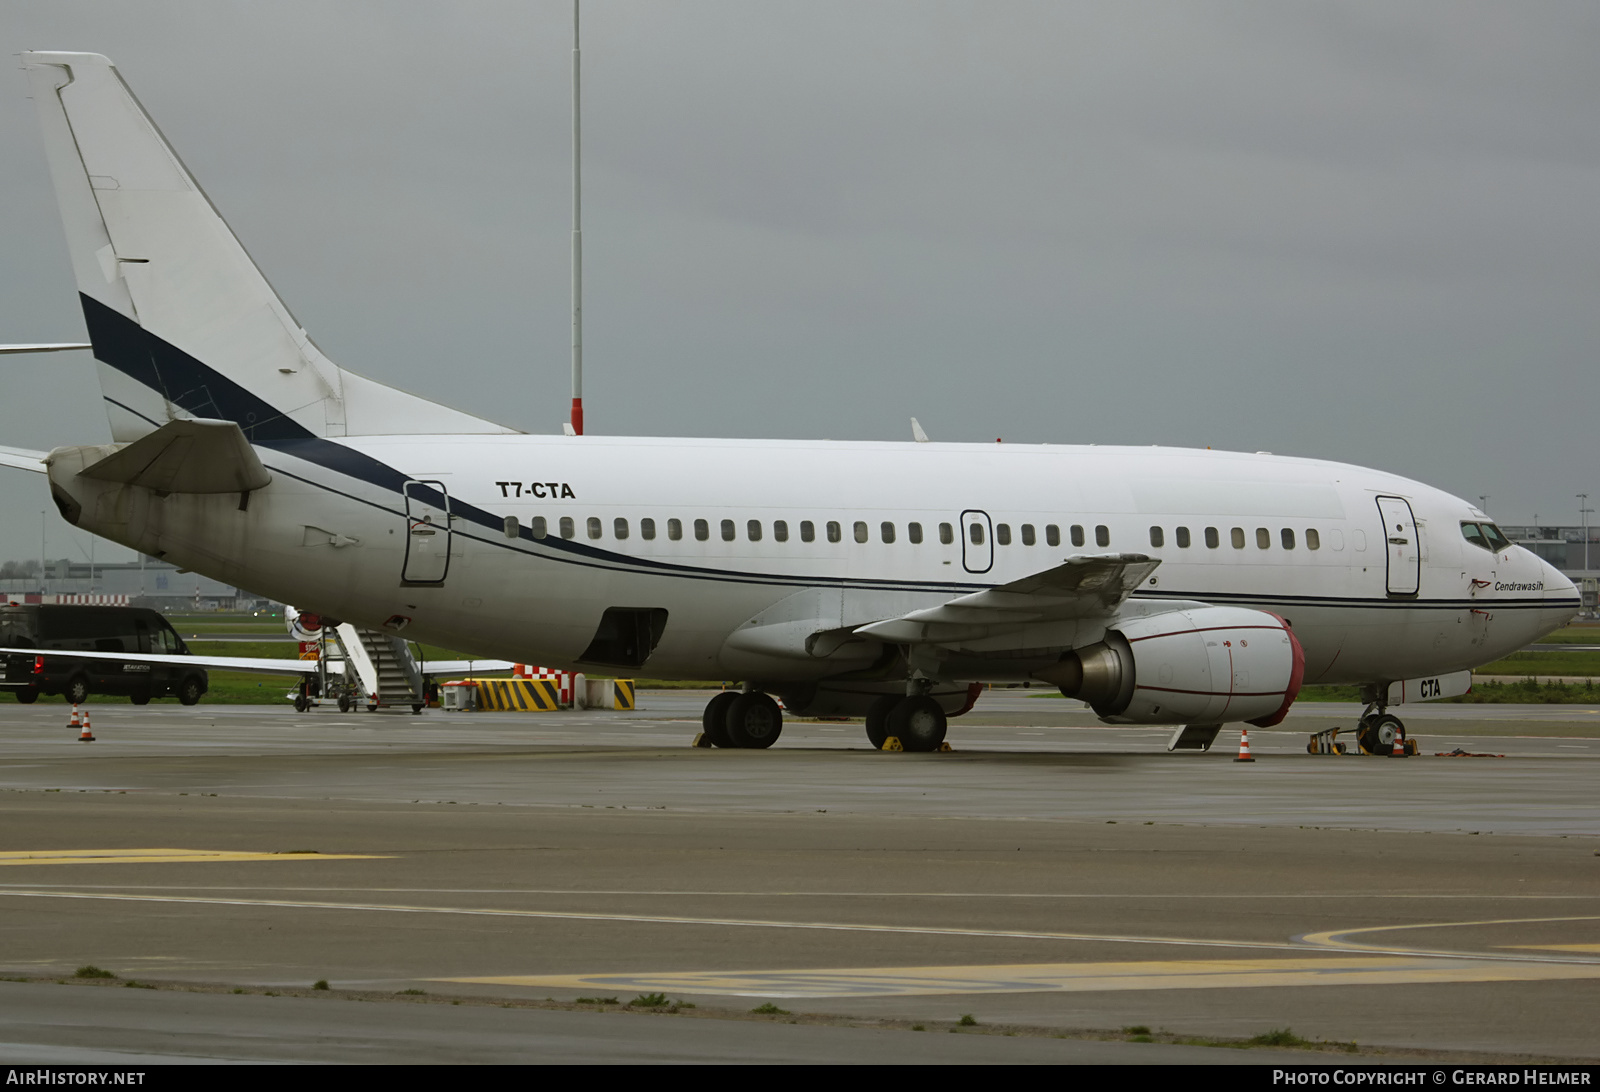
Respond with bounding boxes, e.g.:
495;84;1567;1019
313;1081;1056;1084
0;344;90;354
0;447;48;474
79;418;271;494
417;660;517;678
854;554;1161;644
0;647;325;677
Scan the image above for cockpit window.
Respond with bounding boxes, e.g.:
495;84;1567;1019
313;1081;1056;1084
1461;521;1512;553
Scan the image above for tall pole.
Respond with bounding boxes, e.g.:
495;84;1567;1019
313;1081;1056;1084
39;511;46;597
570;0;584;436
1580;493;1592;573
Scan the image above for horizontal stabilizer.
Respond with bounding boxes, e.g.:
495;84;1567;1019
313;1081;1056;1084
0;343;91;354
0;447;49;474
856;554;1161;644
78;417;270;493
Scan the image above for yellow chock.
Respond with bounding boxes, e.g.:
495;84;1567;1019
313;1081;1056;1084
1402;738;1419;756
881;736;904;752
692;732;713;749
935;741;954;753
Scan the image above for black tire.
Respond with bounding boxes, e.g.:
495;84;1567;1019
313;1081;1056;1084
864;694;899;750
337;694;352;713
367;703;378;713
293;690;311;713
16;688;39;704
176;675;203;706
412;703;423;715
725;692;783;749
889;695;947;752
130;690;151;706
1360;714;1403;755
65;676;90;705
701;691;740;748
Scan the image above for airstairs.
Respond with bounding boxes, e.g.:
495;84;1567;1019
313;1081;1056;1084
333;624;424;712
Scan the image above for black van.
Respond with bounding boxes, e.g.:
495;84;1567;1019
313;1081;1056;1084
0;605;208;705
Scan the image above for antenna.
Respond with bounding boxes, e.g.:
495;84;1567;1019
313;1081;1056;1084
569;0;584;436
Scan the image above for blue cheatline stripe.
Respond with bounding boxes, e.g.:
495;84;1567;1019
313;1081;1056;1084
78;294;1584;612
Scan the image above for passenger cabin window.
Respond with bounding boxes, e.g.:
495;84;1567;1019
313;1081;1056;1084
1021;524;1035;546
503;516;519;540
747;520;762;542
854;521;869;544
827;521;842;543
1205;527;1219;549
1281;528;1295;550
1176;526;1191;548
531;516;547;540
774;520;788;542
1256;527;1270;549
694;519;709;542
667;518;683;541
560;516;576;540
969;522;986;546
801;521;815;543
588;517;603;540
1231;527;1245;549
1070;525;1085;547
1305;528;1319;550
881;522;895;544
939;523;954;545
1095;525;1110;548
721;519;736;542
909;522;923;544
614;518;629;540
996;524;1011;546
1149;526;1164;548
1046;525;1060;547
641;518;656;541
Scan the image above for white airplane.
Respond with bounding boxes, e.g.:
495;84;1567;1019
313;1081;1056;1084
0;52;1579;753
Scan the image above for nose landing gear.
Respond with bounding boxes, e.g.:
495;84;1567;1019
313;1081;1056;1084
1357;702;1406;756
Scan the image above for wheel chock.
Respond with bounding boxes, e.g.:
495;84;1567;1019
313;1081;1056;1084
881;736;904;752
691;732;713;749
1307;727;1346;755
1401;738;1419;756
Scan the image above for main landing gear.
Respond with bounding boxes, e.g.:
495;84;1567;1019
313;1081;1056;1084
701;690;784;749
1356;701;1406;756
864;692;947;752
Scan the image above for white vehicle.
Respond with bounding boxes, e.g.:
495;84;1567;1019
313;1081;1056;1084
0;53;1579;752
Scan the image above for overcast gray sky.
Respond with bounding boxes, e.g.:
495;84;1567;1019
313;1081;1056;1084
3;1;1598;566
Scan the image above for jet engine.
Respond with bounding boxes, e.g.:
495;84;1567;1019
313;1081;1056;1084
1034;606;1304;727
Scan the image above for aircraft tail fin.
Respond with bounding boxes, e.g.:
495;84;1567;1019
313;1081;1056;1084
21;52;518;444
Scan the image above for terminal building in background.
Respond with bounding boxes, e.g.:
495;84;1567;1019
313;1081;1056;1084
1500;526;1600;616
0;557;274;612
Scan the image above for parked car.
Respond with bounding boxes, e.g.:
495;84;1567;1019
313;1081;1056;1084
0;605;208;705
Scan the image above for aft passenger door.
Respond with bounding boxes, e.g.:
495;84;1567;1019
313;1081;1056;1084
961;509;994;574
1376;496;1420;597
402;480;451;585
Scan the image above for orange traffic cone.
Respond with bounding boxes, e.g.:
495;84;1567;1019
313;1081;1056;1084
1234;728;1255;763
67;704;81;731
1392;734;1408;757
78;709;94;743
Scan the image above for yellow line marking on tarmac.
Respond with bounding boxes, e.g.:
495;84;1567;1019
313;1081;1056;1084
442;956;1600;999
0;849;388;866
1300;915;1600;960
1505;944;1600;953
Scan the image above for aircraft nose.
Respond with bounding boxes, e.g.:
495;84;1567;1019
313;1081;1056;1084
1539;558;1581;624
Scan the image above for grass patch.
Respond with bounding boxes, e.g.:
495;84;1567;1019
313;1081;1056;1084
73;965;115;979
396;989;427;996
750;1002;790;1015
312;979;329;991
1248;1027;1311;1048
629;992;670;1008
574;996;618;1005
1121;1025;1151;1035
958;1013;978;1026
122;981;155;990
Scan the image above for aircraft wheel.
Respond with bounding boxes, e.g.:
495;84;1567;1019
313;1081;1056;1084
701;691;739;748
889;695;947;752
1359;714;1403;755
864;695;898;749
725;692;783;749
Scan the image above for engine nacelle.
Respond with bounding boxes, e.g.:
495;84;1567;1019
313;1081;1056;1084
1035;606;1304;726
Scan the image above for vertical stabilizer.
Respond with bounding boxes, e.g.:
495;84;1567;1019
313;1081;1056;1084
21;52;517;442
